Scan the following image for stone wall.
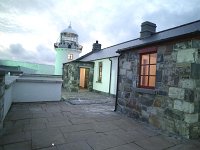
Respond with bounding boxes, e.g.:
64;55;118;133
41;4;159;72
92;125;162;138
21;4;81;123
117;38;200;139
63;61;94;92
0;73;5;132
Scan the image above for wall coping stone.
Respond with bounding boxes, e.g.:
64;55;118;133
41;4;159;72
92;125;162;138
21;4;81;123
16;78;63;83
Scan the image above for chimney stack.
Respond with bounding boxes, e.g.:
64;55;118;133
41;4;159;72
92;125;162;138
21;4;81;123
92;40;101;52
140;21;156;39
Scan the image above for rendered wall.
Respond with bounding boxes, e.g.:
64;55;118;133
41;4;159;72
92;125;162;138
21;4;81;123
55;48;80;75
12;76;62;102
4;84;13;119
110;57;118;95
0;74;5;131
93;57;118;95
93;59;111;94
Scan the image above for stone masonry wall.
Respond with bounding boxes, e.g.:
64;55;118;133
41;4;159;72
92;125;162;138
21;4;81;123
117;38;200;139
0;74;5;133
63;62;94;92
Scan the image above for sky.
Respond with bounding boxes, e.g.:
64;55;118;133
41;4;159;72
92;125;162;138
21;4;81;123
0;0;200;65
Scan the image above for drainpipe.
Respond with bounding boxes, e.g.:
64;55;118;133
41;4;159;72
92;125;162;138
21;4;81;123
114;55;120;111
109;58;112;95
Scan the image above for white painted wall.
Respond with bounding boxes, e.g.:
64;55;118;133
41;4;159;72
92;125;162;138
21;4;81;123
1;74;62;129
93;57;118;95
12;76;62;102
3;75;19;119
93;59;111;94
110;57;118;95
55;48;81;75
4;86;12;119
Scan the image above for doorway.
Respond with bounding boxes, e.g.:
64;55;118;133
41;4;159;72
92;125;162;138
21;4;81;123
79;68;90;89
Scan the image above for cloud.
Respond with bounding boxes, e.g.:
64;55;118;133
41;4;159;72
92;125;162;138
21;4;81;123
142;0;200;31
0;43;55;65
36;45;55;64
0;43;35;61
0;0;200;64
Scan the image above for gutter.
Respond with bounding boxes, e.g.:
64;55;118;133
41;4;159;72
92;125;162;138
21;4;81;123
109;58;112;95
114;54;120;111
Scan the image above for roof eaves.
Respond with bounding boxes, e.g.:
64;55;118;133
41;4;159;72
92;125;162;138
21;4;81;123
64;60;94;64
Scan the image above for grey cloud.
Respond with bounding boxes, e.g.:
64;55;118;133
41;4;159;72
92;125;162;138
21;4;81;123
0;43;55;64
7;44;36;61
9;44;26;54
36;45;55;64
142;2;200;32
100;0;200;45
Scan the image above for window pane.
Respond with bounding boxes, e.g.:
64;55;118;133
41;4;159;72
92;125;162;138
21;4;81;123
98;62;102;81
149;76;156;87
141;54;149;65
150;53;157;64
140;76;148;86
149;65;156;75
141;65;149;75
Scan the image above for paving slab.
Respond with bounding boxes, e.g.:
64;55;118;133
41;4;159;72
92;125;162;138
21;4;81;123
24;122;46;131
104;129;137;143
0;131;31;145
63;129;104;143
0;91;199;150
31;128;66;149
93;121;119;133
70;118;95;125
167;143;200;150
107;142;143;150
60;124;94;133
38;147;58;150
47;116;70;122
57;141;92;150
3;141;31;150
87;134;127;150
135;135;176;150
46;120;71;128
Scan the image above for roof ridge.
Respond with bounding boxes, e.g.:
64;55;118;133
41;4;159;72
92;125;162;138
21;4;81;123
101;38;140;50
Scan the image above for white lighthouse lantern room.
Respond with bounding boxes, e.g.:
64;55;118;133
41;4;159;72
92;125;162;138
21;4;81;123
54;24;82;75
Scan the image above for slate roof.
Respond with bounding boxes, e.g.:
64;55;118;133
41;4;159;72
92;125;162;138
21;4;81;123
77;20;200;62
118;20;200;52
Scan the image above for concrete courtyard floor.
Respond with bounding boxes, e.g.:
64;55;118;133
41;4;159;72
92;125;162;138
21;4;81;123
0;91;200;150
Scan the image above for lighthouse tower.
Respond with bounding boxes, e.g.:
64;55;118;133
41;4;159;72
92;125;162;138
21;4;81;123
54;24;82;75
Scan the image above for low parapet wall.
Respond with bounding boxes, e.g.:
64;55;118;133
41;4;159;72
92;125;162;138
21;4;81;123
12;74;63;102
0;74;62;135
13;75;62;102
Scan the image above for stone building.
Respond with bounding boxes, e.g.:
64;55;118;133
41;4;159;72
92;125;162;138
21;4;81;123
115;20;200;139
